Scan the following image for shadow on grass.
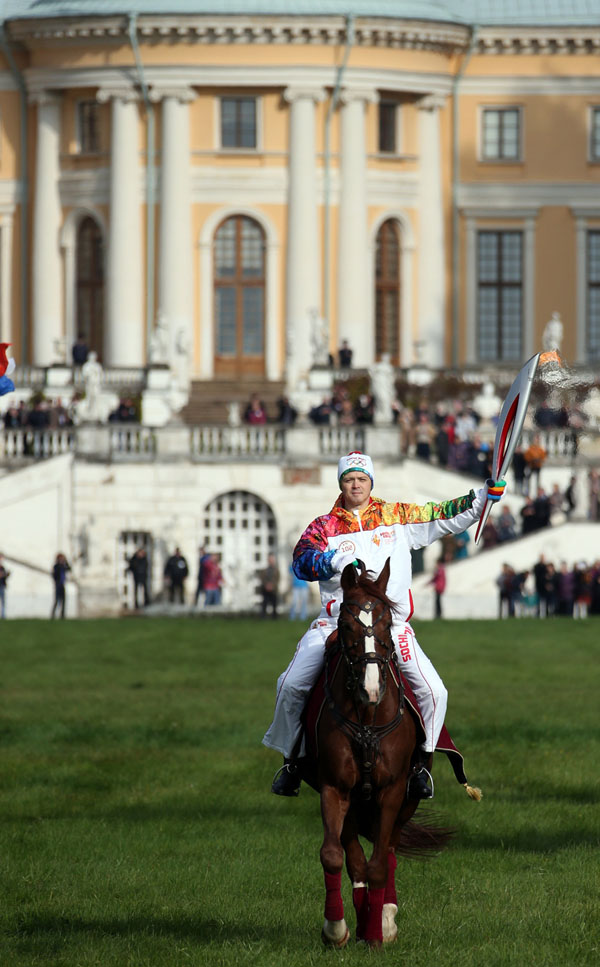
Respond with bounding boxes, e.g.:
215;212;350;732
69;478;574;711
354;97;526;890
11;912;309;947
460;825;598;853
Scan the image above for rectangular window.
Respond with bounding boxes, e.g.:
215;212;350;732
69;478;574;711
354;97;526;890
378;101;397;153
220;97;257;149
76;100;101;154
481;107;520;161
590;107;600;161
477;230;523;362
588;231;600;360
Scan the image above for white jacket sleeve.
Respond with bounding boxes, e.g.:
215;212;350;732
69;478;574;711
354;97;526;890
404;488;488;551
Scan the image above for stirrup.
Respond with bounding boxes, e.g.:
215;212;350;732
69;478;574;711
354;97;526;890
271;762;301;797
408;764;434;800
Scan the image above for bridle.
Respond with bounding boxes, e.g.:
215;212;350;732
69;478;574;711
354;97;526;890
324;593;405;799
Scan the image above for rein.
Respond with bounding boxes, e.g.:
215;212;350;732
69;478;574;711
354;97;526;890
324;597;404;799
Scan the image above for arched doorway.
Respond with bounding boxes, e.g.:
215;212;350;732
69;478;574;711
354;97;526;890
76;216;105;360
214;215;266;378
202;490;277;609
375;219;400;365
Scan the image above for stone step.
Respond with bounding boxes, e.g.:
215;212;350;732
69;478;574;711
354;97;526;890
178;380;287;425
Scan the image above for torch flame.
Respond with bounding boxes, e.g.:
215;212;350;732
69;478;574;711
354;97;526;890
539;349;562;366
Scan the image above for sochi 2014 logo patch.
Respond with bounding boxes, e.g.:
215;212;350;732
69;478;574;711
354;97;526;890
338;540;356;554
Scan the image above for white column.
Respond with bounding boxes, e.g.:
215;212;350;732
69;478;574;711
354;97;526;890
0;212;14;345
32;93;62;366
98;88;144;367
417;94;446;368
153;88;195;385
284;86;324;387
338;88;378;366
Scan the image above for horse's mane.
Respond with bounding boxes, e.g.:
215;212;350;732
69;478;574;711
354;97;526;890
349;570;396;612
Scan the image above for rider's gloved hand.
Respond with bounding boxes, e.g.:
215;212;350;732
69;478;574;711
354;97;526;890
331;550;358;573
485;479;507;502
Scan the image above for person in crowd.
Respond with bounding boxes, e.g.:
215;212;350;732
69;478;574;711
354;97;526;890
243;394;267;425
512;445;528;496
427;557;447;619
533;554;549;618
590;560;600;615
164;547;189;604
288;564;310;621
549;483;564;519
454;529;470;560
338;340;353;368
415;412;434;461
398;406;416;457
194;546;211;607
354;393;374;425
534;400;557;429
524;434;547;495
563;475;577;520
497;563;515;618
556;561;574;617
434;417;451;467
276;396;298;426
543;562;558;617
520;496;538;535
589;469;600;522
263;449;506;799
203;553;224;606
496;504;517;543
309;397;332;425
481;519;499;550
51;552;71;619
510;568;530;617
127;547;150;609
337;397;356;426
0;553;10;619
71;334;89;366
573;562;592;619
259;552;280;619
533;487;551;530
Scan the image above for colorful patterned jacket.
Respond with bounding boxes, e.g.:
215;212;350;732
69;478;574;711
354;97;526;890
293;488;486;621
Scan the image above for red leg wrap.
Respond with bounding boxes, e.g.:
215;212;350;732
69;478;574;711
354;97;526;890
324;871;344;923
384;851;398;906
364;886;385;945
352;886;368;940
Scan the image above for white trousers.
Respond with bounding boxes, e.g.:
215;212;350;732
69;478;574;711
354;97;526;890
262;618;447;758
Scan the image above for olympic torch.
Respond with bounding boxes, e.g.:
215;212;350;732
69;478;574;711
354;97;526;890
474;352;541;545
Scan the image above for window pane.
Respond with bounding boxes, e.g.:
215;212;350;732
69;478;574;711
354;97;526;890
478;288;498;360
483;110;500;158
501;287;522;359
501;232;522;282
378;102;396;153
501;110;519;159
216;288;236;355
241;218;264;278
242;288;264;354
592;108;600;160
215;221;236;278
589;290;600;357
78;101;100;153
589;231;600;282
239;98;257;148
478;232;499;282
221;98;237;148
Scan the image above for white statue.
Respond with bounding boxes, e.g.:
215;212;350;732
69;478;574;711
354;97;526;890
81;350;103;421
542;311;564;353
309;308;329;367
472;380;502;425
582;386;600;429
149;314;169;365
227;401;241;427
173;327;190;391
369;353;395;425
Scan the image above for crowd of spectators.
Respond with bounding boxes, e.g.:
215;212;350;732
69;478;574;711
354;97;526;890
496;555;600;619
2;394;140;431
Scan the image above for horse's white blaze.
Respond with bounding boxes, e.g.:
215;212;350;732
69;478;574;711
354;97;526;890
360;608;379;703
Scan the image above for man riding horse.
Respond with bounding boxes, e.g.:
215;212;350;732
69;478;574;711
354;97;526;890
263;451;506;799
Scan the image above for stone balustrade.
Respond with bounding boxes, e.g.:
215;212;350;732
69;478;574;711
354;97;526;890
0;424;598;466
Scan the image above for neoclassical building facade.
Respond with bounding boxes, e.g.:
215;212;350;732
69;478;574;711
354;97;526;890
0;0;600;395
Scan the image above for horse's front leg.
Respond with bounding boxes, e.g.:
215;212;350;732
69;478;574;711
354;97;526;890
320;783;351;948
364;789;404;947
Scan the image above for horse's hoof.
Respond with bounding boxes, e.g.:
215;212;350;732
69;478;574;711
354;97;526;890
382;902;398;944
321;920;350;948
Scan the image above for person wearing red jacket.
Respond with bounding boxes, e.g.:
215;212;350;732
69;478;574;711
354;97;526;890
263;451;505;798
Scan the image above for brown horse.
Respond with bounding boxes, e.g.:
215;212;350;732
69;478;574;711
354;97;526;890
302;558;452;948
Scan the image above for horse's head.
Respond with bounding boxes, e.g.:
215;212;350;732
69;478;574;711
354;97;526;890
337;558;395;709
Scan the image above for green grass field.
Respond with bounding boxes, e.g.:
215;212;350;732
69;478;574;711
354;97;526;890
0;617;598;967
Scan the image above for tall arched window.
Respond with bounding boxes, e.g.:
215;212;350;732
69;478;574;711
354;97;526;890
76;216;105;359
375;220;400;364
214;215;266;377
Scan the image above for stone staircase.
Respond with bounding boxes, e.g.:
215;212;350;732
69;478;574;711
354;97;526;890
177;379;287;425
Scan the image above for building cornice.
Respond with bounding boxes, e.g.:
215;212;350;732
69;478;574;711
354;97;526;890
458;182;600;211
8;15;469;53
476;26;600;56
460;75;600;96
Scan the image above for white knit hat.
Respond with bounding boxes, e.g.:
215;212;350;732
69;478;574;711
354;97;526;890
337;451;374;486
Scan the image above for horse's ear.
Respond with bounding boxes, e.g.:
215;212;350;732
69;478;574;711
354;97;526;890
341;562;359;591
376;557;391;592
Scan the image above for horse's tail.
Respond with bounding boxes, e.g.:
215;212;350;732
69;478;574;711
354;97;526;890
392;814;454;859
